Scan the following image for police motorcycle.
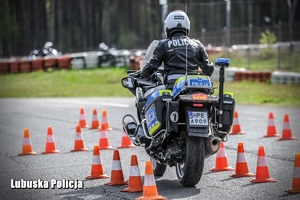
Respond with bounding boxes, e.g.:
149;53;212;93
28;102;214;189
28;49;41;60
41;42;61;57
28;42;61;60
121;40;235;187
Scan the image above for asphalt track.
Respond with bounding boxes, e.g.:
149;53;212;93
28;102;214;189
0;97;300;200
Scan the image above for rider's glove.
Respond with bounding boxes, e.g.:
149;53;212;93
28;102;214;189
150;72;157;79
129;70;142;78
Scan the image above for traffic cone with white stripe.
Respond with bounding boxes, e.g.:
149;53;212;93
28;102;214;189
285;154;300;193
121;155;143;192
278;114;298;140
118;129;136;149
99;122;113;150
230;111;245;135
86;145;109;180
135;160;167;200
71;125;88;152
210;142;235;172
18;128;37;156
42;126;60;154
101;109;112;131
250;146;277;183
264;112;280;137
78;107;90;128
105;149;127;186
90;108;101;129
229;142;255;178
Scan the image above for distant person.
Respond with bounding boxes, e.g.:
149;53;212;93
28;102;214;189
41;41;60;57
109;45;117;52
98;42;109;52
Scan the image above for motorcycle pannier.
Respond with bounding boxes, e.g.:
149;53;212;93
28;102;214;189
144;90;172;136
218;94;235;133
166;101;179;133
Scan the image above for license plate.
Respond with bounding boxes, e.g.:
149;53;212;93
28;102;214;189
188;111;208;126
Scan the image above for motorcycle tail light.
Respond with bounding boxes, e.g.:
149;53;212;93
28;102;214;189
193;103;203;107
179;94;218;102
192;93;208;100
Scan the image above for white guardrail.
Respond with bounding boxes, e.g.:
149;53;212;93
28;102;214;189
211;67;246;82
71;50;131;69
271;71;300;85
211;67;300;85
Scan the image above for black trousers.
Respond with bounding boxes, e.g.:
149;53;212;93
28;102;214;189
166;79;176;90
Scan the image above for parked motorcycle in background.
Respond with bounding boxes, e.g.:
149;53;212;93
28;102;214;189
28;41;61;60
41;42;61;57
27;49;40;60
98;42;109;53
121;40;235;187
97;42;129;67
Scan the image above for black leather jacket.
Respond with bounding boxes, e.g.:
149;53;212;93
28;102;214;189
141;33;214;88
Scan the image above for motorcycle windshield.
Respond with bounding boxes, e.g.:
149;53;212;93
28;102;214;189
140;40;159;70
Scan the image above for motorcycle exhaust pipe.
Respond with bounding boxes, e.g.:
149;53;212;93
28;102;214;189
205;135;221;158
211;137;221;152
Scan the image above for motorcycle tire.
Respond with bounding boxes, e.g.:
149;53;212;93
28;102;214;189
150;157;167;177
175;136;204;187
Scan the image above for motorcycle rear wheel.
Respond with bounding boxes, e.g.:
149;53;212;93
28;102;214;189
175;136;204;187
150;157;167;177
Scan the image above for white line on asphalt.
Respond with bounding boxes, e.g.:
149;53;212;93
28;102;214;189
50;99;130;108
0;98;131;108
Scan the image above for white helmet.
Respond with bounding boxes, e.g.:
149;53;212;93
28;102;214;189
44;41;53;49
164;10;190;38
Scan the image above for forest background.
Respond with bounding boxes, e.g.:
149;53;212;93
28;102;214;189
0;0;299;57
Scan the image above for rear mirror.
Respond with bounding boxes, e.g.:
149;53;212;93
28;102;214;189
121;77;135;89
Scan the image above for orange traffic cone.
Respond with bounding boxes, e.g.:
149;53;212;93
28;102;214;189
86;145;109;180
135;160;167;200
42;126;60;154
229;142;255;178
101;109;112;131
278;114;298;140
230;111;245;135
210;142;235;172
90;108;101;129
71;125;88;152
99;123;113;150
121;155;143;192
18;128;37;156
264;112;280;137
78;107;90;128
118;129;136;149
250;146;277;183
285;154;300;193
105;150;127;186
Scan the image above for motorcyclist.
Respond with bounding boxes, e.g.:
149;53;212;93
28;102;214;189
98;42;109;52
137;10;214;90
41;41;60;57
41;42;54;56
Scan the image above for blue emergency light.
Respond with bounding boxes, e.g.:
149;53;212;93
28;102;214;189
215;58;230;67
